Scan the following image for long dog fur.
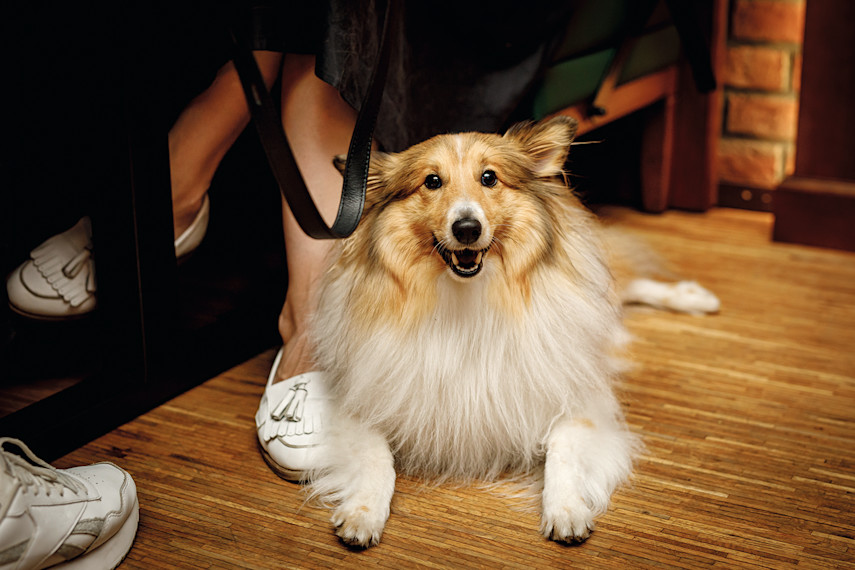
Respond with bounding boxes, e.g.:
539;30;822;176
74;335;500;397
305;116;712;546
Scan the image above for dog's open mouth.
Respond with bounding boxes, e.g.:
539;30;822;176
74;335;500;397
435;240;490;278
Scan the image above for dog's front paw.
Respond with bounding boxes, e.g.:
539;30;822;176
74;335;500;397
332;498;390;548
540;495;595;544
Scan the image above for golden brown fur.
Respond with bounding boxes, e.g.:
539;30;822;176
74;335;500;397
329;117;616;328
309;114;723;550
306;117;660;547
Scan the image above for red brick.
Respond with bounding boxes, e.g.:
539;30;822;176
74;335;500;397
785;144;797;177
732;0;806;44
792;52;802;92
727;93;799;140
723;45;789;91
718;138;785;188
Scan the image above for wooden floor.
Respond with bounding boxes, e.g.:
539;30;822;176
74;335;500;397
57;208;855;569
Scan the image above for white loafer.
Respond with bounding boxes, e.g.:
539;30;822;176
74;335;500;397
6;217;97;320
174;194;210;259
6;196;210;320
256;348;331;481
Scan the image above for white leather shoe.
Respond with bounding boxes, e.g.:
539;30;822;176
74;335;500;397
0;438;139;570
174;194;210;259
256;348;330;481
6;195;210;320
6;218;97;320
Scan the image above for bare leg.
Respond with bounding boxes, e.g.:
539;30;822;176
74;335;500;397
169;51;283;239
274;54;358;381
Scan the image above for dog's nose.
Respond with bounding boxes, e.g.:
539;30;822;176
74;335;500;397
452;218;482;245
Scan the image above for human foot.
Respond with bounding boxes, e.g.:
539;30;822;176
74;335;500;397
7;201;210;320
173;195;210;258
6;218;96;320
0;437;139;569
255;347;331;482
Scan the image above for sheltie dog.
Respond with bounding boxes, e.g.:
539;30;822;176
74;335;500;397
308;116;718;547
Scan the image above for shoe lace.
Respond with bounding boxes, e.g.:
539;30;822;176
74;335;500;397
0;438;85;498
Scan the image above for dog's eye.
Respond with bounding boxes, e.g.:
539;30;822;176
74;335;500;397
481;170;498;187
424;174;442;190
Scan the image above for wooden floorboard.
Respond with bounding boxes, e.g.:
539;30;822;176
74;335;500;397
56;207;855;569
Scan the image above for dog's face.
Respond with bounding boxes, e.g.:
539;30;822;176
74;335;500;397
334;116;579;289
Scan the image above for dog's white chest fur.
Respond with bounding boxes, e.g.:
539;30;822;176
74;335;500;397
314;267;626;480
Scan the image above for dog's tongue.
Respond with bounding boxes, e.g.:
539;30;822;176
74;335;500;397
454;249;479;268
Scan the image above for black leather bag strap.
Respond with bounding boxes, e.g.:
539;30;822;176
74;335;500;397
230;0;398;239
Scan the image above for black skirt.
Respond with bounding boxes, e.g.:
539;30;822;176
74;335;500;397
251;0;574;152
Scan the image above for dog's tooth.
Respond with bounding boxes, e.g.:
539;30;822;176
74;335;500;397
476;251;483;265
451;252;459;267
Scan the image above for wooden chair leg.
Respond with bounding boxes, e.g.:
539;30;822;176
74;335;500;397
640;95;675;212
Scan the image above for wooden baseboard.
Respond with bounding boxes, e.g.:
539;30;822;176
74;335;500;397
718;183;774;212
773;177;855;251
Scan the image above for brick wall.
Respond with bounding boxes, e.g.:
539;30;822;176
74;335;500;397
718;0;805;207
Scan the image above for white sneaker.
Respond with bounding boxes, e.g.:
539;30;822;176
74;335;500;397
256;348;331;481
6;195;210;320
0;438;139;570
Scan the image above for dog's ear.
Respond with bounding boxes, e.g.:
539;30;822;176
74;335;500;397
504;116;578;177
332;151;397;210
332;154;347;175
332;151;394;179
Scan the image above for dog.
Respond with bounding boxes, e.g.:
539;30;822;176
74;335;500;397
308;116;717;547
